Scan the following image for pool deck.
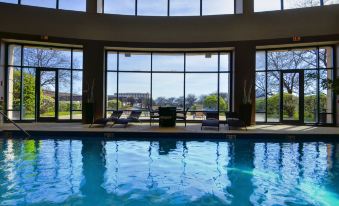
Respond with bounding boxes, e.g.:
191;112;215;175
0;123;338;139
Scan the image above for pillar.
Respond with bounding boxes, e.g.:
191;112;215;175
86;0;98;13
82;41;105;124
235;0;254;15
233;42;256;125
336;44;339;126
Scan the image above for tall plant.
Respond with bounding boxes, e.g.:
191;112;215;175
321;77;339;95
242;80;253;105
86;79;95;103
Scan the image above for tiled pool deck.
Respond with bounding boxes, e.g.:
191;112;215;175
0;123;338;139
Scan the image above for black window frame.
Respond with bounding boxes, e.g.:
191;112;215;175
255;45;337;126
100;0;236;16
105;50;233;122
0;0;87;12
4;43;84;122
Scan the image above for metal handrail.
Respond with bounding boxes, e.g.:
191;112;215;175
0;111;31;137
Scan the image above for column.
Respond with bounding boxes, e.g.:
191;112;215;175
86;0;98;13
235;0;254;15
336;44;339;126
82;41;105;123
233;42;256;125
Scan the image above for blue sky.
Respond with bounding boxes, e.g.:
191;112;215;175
106;52;230;99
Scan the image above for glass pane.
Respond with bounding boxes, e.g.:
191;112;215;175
319;47;334;68
73;50;83;69
7;67;21;119
59;0;86;11
186;53;218;72
282;72;299;121
219;73;230;120
21;0;56;8
319;69;333;124
24;46;72;69
152;73;184;109
254;0;281;12
304;70;317;123
186;73;218;120
40;71;56;118
284;0;320;9
220;53;230;72
107;52;117;70
22;68;36;120
0;0;18;4
8;44;21;66
202;0;234;15
267;48;317;70
138;0;167;16
104;0;135;15
72;71;82;119
256;72;266;122
107;72;118;111
256;51;265;71
324;0;339;5
267;71;280;122
118;73;150;119
119;52;151;71
152;53;184;71
170;0;200;16
58;70;71;120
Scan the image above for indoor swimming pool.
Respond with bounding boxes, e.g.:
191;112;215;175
0;137;338;206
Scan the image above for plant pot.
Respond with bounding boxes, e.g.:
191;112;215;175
240;103;253;126
83;102;94;124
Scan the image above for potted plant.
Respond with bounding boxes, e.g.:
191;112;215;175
83;79;95;124
325;78;339;95
320;77;339;124
240;80;253;126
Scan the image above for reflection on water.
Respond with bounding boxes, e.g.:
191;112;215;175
0;138;338;206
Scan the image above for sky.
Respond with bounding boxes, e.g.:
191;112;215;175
106;52;230;99
1;0;338;14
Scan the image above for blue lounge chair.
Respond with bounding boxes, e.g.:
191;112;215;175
201;111;220;131
112;110;142;127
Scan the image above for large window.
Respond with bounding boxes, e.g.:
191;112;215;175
102;0;235;16
106;51;232;121
6;44;83;121
254;0;338;12
0;0;86;11
255;46;335;125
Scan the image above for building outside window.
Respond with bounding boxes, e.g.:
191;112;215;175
106;51;232;121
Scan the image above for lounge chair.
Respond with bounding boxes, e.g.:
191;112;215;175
176;107;189;127
148;106;159;126
225;112;247;131
201;111;220;131
112;110;142;127
89;110;123;127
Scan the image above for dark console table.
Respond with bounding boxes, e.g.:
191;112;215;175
159;107;176;127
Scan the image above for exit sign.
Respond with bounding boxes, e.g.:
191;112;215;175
292;36;301;42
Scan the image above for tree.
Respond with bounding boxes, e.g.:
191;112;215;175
203;95;227;111
256;47;332;120
9;46;79;118
186;94;197;108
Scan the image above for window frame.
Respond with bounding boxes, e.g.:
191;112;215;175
4;43;84;122
101;0;236;16
255;45;336;125
105;50;233;122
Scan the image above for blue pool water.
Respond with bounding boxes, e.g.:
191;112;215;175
0;137;338;206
